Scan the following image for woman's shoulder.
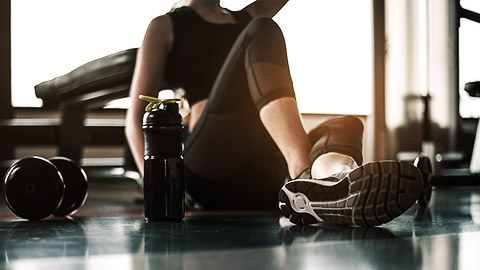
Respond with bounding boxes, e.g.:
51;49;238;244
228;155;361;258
148;15;173;33
230;9;253;24
167;6;197;21
165;6;199;31
168;6;192;14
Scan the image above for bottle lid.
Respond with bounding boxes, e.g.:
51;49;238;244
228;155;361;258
140;95;183;127
139;95;181;112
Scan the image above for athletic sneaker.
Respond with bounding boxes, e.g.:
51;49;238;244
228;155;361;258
278;160;423;227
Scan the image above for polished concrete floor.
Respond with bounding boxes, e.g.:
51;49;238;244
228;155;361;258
1;181;480;270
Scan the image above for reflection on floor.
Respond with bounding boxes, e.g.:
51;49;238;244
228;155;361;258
1;181;480;269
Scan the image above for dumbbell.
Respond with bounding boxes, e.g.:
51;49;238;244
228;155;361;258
2;156;88;220
413;153;433;208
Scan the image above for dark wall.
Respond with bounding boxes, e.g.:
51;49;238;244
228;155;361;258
0;0;11;119
0;0;12;159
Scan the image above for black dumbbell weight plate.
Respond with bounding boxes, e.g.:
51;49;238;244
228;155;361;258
50;157;88;216
413;154;433;208
3;156;65;220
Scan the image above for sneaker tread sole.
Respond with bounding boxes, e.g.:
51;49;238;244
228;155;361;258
278;161;423;227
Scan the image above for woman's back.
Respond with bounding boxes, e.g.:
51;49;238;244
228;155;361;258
164;6;252;106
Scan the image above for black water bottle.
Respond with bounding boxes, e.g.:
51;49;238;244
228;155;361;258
142;98;185;221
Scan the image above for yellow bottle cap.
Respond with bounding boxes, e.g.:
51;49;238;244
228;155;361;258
138;95;181;112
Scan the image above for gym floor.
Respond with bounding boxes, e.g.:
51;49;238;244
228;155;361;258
1;180;480;270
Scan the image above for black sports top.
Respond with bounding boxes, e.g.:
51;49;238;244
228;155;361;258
164;7;252;106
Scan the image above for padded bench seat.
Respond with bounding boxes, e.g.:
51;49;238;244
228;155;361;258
35;48;138;108
32;48;138;163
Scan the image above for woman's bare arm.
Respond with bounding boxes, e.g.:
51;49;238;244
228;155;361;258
243;0;289;18
125;15;173;175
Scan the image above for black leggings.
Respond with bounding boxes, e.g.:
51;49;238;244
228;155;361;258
183;17;295;210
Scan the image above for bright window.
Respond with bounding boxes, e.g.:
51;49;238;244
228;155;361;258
11;0;373;115
459;0;480;118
